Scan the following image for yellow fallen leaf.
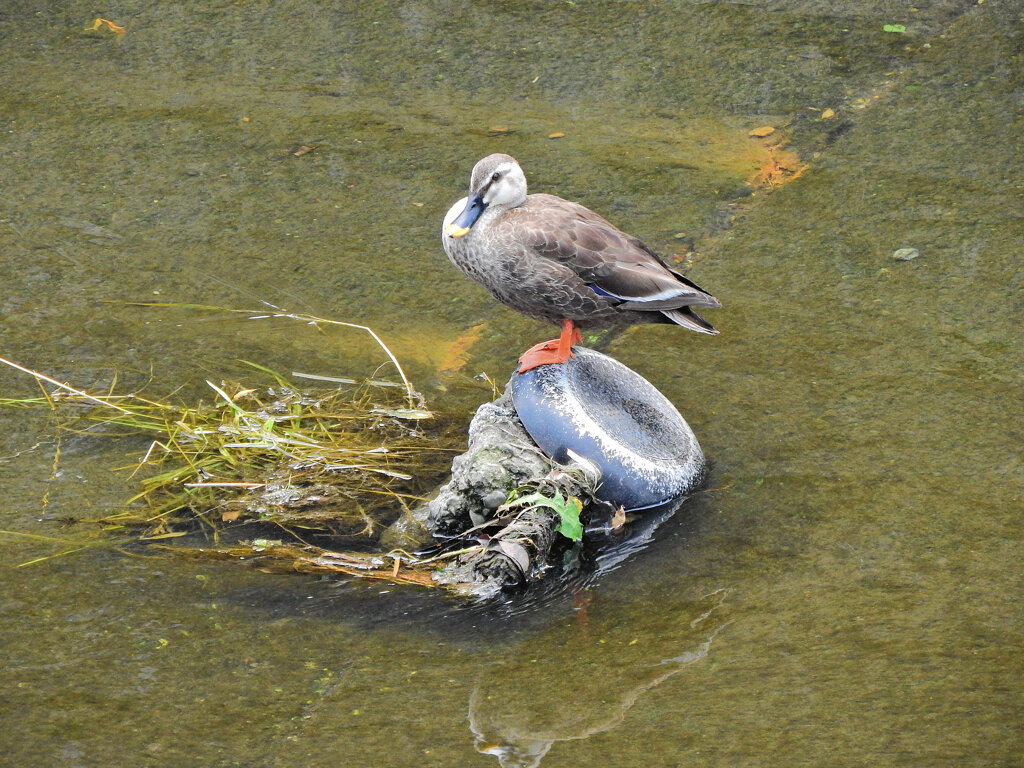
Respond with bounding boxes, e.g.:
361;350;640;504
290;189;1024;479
748;126;775;138
548;131;565;139
87;17;125;36
821;108;836;119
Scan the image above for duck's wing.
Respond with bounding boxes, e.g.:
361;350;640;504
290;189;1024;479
522;195;720;311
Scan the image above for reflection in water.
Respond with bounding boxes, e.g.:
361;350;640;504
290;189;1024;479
468;590;732;768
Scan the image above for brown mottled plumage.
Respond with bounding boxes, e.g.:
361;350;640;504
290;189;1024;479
442;153;720;369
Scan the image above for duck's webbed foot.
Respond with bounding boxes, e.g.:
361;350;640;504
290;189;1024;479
517;319;582;372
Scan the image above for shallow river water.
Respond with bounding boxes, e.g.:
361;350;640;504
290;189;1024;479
1;2;1021;766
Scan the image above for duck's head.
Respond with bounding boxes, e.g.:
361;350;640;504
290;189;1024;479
445;154;527;238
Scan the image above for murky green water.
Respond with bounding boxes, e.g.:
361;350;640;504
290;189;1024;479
2;2;1021;766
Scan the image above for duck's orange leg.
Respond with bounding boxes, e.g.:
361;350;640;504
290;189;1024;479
517;319;582;372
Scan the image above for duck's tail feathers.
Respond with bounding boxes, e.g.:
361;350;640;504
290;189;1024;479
659;307;719;335
666;269;722;309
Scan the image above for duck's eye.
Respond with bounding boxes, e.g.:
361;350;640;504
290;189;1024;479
491;171;501;181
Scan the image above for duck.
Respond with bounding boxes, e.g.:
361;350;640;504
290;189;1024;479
442;153;720;372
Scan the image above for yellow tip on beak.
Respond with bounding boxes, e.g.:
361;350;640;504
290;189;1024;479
445;223;471;238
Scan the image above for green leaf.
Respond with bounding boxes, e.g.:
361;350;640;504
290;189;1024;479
882;23;906;33
509;491;584;542
554;500;584;542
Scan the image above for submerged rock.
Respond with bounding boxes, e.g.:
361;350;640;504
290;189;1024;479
893;246;920;261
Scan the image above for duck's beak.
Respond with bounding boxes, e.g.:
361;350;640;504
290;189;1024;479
445;194;487;238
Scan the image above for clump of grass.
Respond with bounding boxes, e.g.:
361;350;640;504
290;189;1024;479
106;372;445;538
1;352;472;582
0;304;477;586
1;358;446;537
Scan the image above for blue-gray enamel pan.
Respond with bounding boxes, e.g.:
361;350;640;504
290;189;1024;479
509;348;706;512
